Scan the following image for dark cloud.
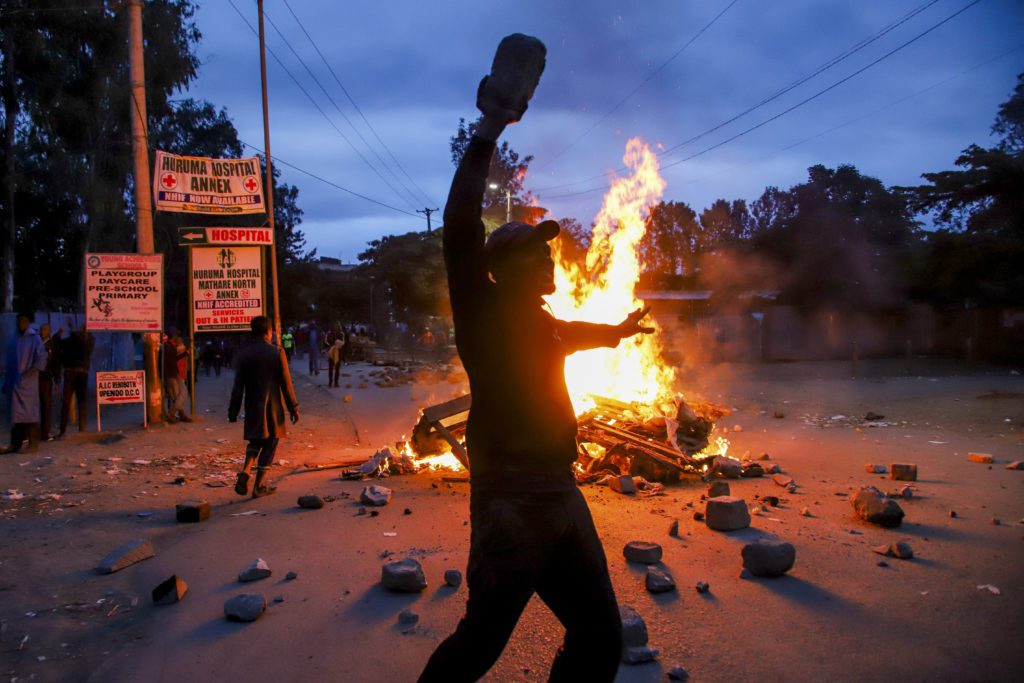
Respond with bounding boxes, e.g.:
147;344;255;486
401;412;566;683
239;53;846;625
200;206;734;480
183;0;1024;258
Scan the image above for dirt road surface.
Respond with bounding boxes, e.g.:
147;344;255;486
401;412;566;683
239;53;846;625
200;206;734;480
1;357;1021;682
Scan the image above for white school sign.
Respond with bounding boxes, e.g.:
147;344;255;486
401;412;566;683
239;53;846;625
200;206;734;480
95;370;147;431
154;150;265;215
84;253;163;332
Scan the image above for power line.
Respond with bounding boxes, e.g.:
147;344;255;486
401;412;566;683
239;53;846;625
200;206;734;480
281;0;439;209
657;0;941;160
536;0;741;170
538;0;984;200
226;0;421;213
239;140;421;218
676;43;1024;194
534;0;941;192
262;6;427;211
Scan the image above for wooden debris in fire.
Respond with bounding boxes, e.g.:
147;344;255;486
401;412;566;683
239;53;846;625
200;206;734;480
407;393;731;484
576;395;731;484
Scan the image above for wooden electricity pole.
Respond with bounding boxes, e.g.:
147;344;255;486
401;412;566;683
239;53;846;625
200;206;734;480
417;207;440;234
127;0;163;424
257;0;282;344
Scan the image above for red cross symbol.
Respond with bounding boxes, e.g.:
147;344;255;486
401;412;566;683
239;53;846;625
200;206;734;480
241;290;249;297
161;173;177;189
205;291;213;299
243;177;259;193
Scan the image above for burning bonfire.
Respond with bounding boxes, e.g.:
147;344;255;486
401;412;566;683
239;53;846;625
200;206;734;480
407;138;745;483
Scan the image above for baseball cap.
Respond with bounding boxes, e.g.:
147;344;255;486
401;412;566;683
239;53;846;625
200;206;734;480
484;220;559;266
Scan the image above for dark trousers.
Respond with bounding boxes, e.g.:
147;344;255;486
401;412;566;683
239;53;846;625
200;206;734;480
8;423;39;452
418;486;622;683
327;359;340;386
60;368;88;435
39;374;54;439
246;437;279;469
308;349;320;374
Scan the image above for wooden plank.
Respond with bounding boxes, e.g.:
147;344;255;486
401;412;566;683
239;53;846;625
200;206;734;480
432;421;470;470
422;394;471;424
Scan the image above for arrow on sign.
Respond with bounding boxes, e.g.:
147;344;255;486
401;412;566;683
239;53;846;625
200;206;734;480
180;231;204;242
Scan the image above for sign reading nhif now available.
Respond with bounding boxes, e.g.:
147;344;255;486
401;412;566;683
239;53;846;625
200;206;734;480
154;150;264;215
191;246;263;332
96;371;144;405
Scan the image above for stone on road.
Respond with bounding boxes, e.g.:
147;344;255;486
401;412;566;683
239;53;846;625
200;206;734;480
381;558;427;592
705;496;751;531
224;594;266;622
741;540;796;577
94;538;155;574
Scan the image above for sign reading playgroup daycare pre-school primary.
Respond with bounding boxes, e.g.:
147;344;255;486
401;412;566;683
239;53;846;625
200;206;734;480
154;150;265;215
191;246;263;332
84;253;163;332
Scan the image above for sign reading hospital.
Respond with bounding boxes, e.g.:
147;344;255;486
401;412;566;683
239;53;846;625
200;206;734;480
178;226;274;246
191;246;263;332
154;150;265;215
84;253;163;332
96;371;145;405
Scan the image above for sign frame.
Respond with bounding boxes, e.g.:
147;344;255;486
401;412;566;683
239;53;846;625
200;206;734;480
178;226;275;246
84;253;164;333
154;150;265;216
95;370;147;432
189;245;264;334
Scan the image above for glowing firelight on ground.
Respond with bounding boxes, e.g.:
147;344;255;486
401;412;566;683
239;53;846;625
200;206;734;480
546;138;678;418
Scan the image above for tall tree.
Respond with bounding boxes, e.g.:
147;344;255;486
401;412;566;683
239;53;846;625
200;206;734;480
0;0;202;311
449;117;538;223
753;164;919;310
902;72;1024;305
638;200;699;283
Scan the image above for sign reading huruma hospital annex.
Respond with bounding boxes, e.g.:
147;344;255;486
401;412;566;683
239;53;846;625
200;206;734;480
191;246;263;332
154;150;265;215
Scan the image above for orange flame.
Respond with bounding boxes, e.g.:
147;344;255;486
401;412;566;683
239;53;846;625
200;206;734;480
546;138;677;417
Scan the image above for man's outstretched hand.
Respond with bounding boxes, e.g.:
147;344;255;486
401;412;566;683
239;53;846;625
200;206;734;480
290;409;300;425
617;307;655;338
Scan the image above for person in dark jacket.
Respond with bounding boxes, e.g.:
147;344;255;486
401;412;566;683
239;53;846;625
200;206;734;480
229;316;299;498
57;318;94;436
418;37;652;683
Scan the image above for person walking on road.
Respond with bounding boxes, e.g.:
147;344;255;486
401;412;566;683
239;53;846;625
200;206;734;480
306;320;321;376
281;327;295;361
229;316;299;498
418;36;654;683
323;323;345;387
2;313;47;454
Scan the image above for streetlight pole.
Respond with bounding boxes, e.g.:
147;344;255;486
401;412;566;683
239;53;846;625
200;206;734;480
488;183;512;223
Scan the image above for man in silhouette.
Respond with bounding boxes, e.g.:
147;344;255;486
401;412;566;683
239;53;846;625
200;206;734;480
229;316;299;498
419;34;652;683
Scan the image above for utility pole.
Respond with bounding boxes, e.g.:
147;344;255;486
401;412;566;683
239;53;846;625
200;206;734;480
127;0;163;425
257;0;282;345
417;207;439;234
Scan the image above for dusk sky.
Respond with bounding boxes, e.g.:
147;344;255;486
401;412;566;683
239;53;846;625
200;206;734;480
184;0;1023;262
